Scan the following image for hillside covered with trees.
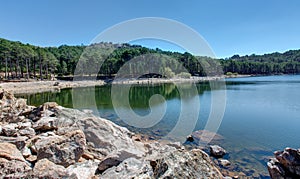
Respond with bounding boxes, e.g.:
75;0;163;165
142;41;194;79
0;38;299;80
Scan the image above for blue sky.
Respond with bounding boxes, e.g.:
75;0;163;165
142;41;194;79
0;0;299;58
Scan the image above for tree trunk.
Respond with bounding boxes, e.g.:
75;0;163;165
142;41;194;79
26;58;29;80
45;64;49;80
28;58;31;78
20;59;24;78
9;59;13;79
0;58;2;77
33;58;36;78
5;57;7;79
39;57;43;80
15;59;19;78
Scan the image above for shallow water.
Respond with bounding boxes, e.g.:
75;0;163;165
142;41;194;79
19;75;300;178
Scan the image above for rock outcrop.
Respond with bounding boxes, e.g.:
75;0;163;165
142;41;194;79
0;90;224;178
268;147;300;179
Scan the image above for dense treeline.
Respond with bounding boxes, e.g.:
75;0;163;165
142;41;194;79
0;37;299;80
221;51;300;75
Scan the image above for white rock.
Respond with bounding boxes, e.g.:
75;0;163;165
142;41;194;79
22;146;32;158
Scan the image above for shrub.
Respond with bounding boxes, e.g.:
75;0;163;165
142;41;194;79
163;67;175;78
225;72;233;76
176;72;191;79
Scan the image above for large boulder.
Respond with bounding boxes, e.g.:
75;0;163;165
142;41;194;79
150;149;223;178
101;157;152;178
34;130;86;167
268;147;300;178
56;106;146;160
101;148;223;179
77;117;145;157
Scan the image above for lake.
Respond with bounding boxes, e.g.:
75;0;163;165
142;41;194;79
18;75;300;178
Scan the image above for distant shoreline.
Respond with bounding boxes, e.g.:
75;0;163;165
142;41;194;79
0;74;253;95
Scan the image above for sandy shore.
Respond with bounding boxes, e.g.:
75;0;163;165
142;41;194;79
0;80;106;95
0;75;251;95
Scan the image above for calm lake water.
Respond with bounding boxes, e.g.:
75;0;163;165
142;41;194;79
18;75;300;178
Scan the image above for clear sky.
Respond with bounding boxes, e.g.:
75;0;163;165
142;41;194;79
0;0;299;58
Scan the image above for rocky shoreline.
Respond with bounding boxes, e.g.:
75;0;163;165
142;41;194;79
0;90;226;178
3;88;297;179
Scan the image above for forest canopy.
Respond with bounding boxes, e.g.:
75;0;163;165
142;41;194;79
0;37;299;80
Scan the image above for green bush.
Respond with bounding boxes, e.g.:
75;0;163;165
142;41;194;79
225;72;233;76
163;67;175;78
176;72;191;79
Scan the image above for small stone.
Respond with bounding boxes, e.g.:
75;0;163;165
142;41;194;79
78;157;86;163
29;145;38;154
42;102;58;110
82;152;94;160
26;155;37;163
219;159;231;167
22;146;32;158
17;116;26;122
53;82;59;86
186;135;194;142
210;145;227;158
